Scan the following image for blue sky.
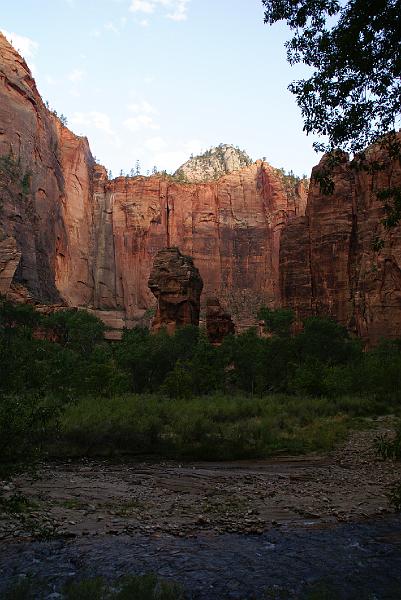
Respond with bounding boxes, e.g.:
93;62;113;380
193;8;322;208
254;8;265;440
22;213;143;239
1;0;323;177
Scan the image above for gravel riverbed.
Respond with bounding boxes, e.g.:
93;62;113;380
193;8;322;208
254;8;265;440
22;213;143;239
1;424;400;598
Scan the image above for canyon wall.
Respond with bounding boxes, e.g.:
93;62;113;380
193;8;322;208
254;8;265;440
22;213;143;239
280;146;401;344
2;32;401;344
0;33;307;334
0;33;95;307
93;161;307;327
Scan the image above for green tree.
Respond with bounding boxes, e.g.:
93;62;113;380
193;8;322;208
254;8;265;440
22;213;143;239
221;328;268;395
262;0;401;155
296;317;361;365
258;306;294;337
44;309;105;355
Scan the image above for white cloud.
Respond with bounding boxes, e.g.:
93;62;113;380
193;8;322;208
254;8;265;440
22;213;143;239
166;0;189;21
145;136;167;152
149;138;204;172
182;139;204;155
127;100;158;115
71;111;115;136
130;0;155;13
152;150;188;172
106;14;129;34
129;0;190;21
105;22;119;33
1;29;39;75
124;115;159;132
139;19;149;27
68;68;85;83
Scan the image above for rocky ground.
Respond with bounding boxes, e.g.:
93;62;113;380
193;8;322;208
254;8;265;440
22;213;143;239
1;422;401;598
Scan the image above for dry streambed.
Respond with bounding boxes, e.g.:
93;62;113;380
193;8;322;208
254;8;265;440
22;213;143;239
0;424;400;541
1;423;401;598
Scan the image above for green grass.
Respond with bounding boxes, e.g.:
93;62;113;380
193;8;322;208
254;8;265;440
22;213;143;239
49;393;400;461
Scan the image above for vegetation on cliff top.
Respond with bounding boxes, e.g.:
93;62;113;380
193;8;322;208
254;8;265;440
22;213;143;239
173;143;254;183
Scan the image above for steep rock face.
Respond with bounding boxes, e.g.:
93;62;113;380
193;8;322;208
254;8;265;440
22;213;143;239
0;33;306;336
206;296;235;345
96;162;307;325
0;33;64;302
54;122;95;307
0;233;21;294
280;143;401;344
148;247;203;334
0;32;94;306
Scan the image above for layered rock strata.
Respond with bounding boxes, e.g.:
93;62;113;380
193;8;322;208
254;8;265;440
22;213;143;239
148;247;203;334
279;144;401;344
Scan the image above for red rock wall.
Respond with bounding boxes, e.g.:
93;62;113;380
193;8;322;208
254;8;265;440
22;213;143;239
2;28;401;344
11;31;401;345
98;164;307;323
279;145;401;344
0;33;67;302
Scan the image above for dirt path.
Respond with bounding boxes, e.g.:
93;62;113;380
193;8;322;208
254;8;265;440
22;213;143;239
0;423;401;597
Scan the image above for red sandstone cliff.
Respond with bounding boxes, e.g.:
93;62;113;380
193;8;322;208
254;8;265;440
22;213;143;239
0;32;95;306
97;162;307;324
0;33;306;334
280;143;401;344
5;32;401;345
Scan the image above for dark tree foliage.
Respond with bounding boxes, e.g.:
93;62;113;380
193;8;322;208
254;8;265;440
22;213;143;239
262;0;401;154
258;306;294;337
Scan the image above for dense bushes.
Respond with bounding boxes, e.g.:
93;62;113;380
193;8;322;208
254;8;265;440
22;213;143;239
4;573;187;600
56;394;360;459
2;297;401;465
2;297;401;402
0;299;128;399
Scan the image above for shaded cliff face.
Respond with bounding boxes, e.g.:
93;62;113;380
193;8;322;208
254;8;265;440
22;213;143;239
0;33;64;301
0;32;95;305
0;33;306;332
280;143;401;344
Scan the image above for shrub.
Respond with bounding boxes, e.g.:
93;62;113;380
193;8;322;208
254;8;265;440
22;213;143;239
63;574;186;600
0;394;59;475
64;577;108;600
374;423;401;460
296;317;361;365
